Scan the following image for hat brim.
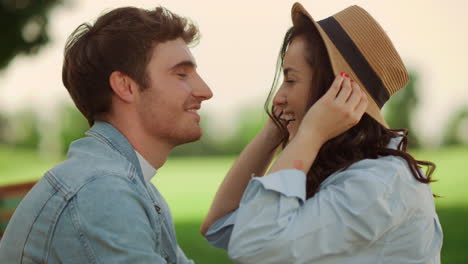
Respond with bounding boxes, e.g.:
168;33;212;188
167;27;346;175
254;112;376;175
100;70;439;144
291;2;389;128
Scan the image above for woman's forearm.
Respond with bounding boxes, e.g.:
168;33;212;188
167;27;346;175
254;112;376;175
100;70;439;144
267;129;323;175
201;127;280;235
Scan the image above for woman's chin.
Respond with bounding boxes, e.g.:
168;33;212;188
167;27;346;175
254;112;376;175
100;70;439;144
288;130;296;141
287;123;297;141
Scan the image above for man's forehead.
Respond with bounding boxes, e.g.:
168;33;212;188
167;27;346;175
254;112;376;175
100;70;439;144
152;38;196;68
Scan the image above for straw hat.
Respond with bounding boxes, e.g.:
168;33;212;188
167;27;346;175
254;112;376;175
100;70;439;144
291;2;409;128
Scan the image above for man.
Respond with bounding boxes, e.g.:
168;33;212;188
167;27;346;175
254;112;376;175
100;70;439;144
0;6;212;263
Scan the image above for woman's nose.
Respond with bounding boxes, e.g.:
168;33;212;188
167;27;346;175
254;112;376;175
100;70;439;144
273;91;287;107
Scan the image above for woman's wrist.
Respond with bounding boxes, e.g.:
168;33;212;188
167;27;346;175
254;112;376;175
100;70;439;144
295;125;326;149
260;123;283;147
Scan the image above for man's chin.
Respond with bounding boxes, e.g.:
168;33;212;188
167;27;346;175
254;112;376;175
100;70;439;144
172;129;202;145
184;133;202;144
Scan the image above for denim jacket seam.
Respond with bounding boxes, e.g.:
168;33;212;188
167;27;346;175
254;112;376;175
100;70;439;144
69;196;98;264
87;130;151;191
18;186;60;264
145;184;178;262
45;171;73;200
43;195;69;263
73;175;160;259
123;174;162;244
46;171;102;202
128;164;162;213
67;175;133;264
86;131;129;164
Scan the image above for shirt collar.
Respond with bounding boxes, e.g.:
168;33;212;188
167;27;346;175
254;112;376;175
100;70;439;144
318;135;405;189
135;150;157;182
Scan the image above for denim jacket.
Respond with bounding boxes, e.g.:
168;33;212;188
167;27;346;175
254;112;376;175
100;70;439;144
0;121;193;264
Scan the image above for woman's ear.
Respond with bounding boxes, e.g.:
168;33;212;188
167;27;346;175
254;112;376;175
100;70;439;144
109;71;138;103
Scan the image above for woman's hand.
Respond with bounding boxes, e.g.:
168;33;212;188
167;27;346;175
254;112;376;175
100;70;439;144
296;73;368;145
261;107;286;146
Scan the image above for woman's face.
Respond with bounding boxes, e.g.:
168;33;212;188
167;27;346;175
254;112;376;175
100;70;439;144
273;36;313;140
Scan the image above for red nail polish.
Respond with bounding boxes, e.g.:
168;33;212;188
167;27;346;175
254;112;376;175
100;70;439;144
345;74;350;78
351;80;354;82
340;72;345;77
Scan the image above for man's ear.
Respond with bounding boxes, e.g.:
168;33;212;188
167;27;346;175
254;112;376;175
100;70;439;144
109;71;138;103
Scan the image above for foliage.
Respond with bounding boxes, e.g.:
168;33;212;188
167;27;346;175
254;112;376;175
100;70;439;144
220;106;266;155
59;105;89;155
0;0;63;71
383;71;421;148
0;112;9;144
0;110;41;150
171;106;266;156
442;107;468;146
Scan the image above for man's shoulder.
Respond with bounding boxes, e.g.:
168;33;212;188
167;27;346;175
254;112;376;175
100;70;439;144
47;136;138;198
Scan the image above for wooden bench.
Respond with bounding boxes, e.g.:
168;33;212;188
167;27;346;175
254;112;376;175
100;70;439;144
0;181;36;239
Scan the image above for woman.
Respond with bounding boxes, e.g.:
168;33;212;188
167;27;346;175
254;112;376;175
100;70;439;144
201;3;442;263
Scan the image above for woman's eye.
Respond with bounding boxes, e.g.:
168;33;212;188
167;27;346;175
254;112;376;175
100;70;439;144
285;79;295;84
177;73;187;78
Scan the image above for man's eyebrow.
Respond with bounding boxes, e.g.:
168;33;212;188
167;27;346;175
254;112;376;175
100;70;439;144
170;60;197;70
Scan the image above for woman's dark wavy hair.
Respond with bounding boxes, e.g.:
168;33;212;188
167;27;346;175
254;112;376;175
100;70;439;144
265;14;436;199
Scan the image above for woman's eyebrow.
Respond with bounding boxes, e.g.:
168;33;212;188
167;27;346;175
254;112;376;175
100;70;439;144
283;67;298;76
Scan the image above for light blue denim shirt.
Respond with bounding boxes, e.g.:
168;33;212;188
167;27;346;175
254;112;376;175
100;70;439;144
0;121;193;264
206;138;443;263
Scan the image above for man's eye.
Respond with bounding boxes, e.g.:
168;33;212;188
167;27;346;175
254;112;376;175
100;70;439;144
285;79;295;83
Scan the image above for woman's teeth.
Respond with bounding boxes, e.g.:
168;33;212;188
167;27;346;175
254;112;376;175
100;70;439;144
280;114;295;122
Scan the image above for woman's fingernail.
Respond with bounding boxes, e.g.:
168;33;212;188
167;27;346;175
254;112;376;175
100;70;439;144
351;79;354;83
340;72;345;77
345;74;350;78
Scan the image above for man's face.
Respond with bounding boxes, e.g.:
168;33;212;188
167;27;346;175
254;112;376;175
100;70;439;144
135;38;213;146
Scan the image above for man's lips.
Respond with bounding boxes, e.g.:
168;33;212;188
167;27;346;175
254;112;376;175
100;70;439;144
186;105;201;122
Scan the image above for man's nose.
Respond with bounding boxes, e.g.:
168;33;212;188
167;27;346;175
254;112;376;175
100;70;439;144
193;74;213;101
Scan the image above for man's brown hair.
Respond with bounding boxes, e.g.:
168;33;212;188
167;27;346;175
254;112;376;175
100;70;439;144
62;6;199;125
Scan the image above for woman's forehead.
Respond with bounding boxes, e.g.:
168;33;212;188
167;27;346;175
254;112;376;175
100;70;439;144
283;37;310;73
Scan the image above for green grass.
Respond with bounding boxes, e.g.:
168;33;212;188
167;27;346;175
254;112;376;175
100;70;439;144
1;145;467;263
411;147;468;207
0;146;59;186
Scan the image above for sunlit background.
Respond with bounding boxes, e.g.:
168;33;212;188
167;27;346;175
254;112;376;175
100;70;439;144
0;0;467;263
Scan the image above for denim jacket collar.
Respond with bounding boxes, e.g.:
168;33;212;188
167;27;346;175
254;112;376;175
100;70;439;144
85;121;146;186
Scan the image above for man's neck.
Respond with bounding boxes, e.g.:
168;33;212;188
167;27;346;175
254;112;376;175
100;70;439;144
105;119;172;169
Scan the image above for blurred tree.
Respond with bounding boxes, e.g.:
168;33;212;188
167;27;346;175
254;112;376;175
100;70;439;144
0;112;9;144
383;71;421;148
219;106;265;155
442;107;468;146
170;112;224;156
59;105;88;155
3;110;41;149
0;0;63;71
170;106;266;157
